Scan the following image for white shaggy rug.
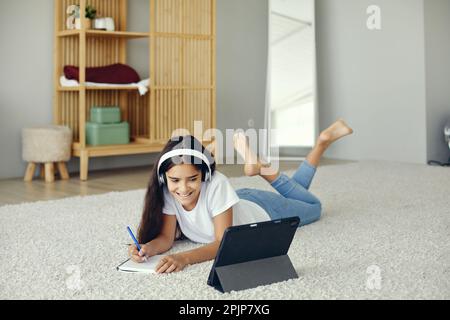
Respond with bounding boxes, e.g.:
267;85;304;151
0;161;449;300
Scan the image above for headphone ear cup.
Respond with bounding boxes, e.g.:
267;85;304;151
200;170;205;182
158;173;165;185
205;171;211;182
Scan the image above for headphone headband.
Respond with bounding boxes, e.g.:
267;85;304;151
157;149;212;185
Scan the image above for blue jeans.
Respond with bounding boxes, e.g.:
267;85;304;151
236;161;321;227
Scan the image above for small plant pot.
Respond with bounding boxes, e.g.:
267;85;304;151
75;18;91;30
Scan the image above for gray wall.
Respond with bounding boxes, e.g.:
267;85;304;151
424;0;450;164
316;0;428;164
0;0;268;179
0;0;54;179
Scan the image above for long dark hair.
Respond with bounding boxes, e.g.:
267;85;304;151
137;135;216;244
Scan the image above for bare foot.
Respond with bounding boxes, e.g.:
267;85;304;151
233;132;261;176
318;119;353;146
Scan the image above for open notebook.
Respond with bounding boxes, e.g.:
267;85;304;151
116;255;165;273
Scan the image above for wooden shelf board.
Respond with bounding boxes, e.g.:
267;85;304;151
57;30;79;37
86;30;149;39
72;141;165;157
58;86;145;91
85;85;143;90
152;86;214;90
58;30;149;39
58;86;213;92
57;86;80;92
72;137;216;158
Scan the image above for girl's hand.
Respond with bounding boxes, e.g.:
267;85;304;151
128;243;154;263
156;254;188;274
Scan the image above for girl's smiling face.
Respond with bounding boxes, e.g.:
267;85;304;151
165;164;202;211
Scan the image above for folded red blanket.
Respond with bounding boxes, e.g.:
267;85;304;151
64;63;141;84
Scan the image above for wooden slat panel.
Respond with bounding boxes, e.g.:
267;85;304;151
183;89;212;132
182;38;211;87
151;0;215;141
155;0;181;34
86;38;120;66
153;89;187;140
59;91;80;142
181;0;211;35
128;92;149;137
153;37;182;87
61;37;79;66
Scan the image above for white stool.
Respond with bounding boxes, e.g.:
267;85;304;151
22;125;72;182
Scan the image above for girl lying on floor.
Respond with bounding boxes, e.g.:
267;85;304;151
128;119;353;273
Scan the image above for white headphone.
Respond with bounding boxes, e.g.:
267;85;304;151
157;149;212;185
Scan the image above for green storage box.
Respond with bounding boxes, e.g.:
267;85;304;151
90;107;121;124
86;122;130;146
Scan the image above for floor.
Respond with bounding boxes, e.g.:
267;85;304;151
0;159;351;206
1;159;448;299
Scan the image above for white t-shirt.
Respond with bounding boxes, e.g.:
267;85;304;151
162;171;270;243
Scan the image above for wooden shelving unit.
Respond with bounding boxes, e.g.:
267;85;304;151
53;0;216;180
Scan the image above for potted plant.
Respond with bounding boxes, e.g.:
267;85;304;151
66;4;97;30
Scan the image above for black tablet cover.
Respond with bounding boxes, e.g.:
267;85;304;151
207;216;300;293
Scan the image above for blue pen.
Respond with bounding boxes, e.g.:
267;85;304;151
127;226;147;261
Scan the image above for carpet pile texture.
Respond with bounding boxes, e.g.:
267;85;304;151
0;161;449;299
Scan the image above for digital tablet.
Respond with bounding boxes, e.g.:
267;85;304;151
207;216;300;292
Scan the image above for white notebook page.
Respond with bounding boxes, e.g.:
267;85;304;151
117;255;165;273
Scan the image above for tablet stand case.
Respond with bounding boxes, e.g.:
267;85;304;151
208;217;300;293
214;255;298;293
